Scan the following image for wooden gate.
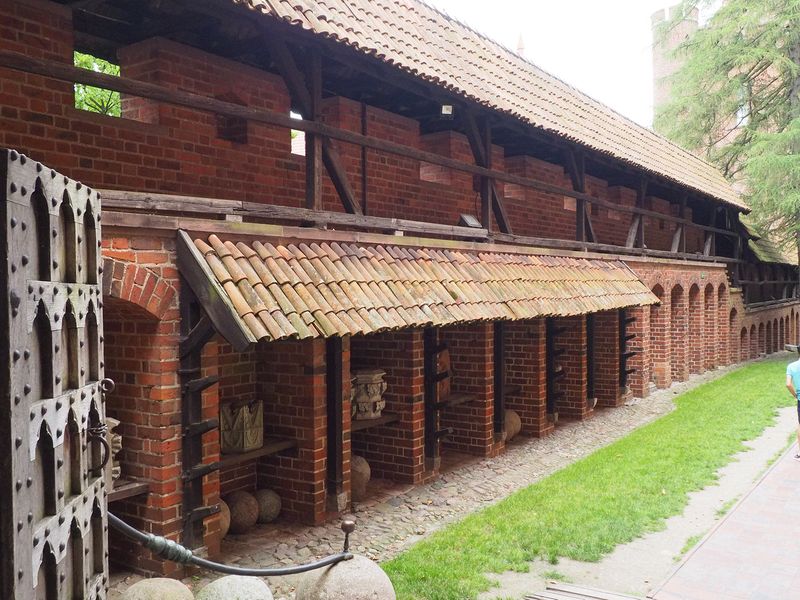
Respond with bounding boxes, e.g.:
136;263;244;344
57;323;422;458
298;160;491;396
1;149;109;599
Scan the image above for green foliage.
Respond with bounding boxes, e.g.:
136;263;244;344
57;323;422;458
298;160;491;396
73;51;120;117
384;358;792;600
655;1;800;245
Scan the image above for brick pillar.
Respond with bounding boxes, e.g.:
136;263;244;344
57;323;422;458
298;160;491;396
350;330;426;484
717;285;730;366
593;311;623;407
650;290;672;388
257;339;328;525
627;306;650;398
670;286;689;381
704;284;716;370
439;323;502;458
505;319;552;437
689;285;704;373
553;316;591;420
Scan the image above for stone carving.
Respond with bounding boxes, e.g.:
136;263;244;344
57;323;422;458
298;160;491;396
225;490;259;534
295;554;396;600
196;575;274;600
122;578;194;600
351;369;387;420
504;409;521;441
220;401;263;454
106;416;122;488
254;489;281;523
351;454;371;502
219;499;231;539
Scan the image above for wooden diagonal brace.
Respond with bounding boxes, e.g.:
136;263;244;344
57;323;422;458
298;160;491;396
269;38;362;215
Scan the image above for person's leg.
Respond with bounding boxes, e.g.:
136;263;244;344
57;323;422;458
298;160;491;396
796;401;800;459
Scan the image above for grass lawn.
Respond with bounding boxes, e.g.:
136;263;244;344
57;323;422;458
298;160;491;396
383;357;793;600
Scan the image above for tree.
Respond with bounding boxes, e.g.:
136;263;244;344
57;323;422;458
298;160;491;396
655;0;800;247
73;51;120;117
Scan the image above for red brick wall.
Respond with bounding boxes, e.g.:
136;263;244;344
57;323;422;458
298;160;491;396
592;311;624;408
439;324;502;458
350;330;426;483
551;316;591;420
504;319;551;437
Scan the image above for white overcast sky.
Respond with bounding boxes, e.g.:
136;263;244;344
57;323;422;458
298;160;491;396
424;0;693;128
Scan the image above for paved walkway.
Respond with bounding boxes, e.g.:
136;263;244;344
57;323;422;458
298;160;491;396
654;443;800;600
109;364;747;599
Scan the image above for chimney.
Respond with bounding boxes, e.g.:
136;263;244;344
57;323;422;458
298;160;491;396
652;4;699;125
516;34;525;57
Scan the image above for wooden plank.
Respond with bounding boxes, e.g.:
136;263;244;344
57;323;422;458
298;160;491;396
493;321;506;434
547;581;644;600
326;337;344;489
108;479;150;503
0;51;743;241
305;51;323;211
176;230;254;351
351;412;400;433
218;437;298;468
100;189;489;239
625;215;641;249
436;392;478;409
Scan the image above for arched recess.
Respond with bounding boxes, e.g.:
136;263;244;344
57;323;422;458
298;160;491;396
717;284;728;366
82;203;98;285
688;284;703;374
740;327;748;363
750;324;758;359
796;313;799;345
792;309;796;343
649;285;670;387
64;412;82;499
780;317;786;350
758;322;766;356
36;542;58;600
61;301;80;391
65;519;85;600
704;284;716;370
773;318;779;352
670;285;687;382
86;301;100;382
729;307;739;364
766;321;773;354
32;180;51;280
33;301;54;398
33;422;57;524
91;500;105;575
58;191;77;283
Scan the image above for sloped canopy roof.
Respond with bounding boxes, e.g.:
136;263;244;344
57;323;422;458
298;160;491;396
232;0;747;211
177;230;658;349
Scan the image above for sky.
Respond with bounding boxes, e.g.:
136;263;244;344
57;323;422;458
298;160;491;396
423;0;686;128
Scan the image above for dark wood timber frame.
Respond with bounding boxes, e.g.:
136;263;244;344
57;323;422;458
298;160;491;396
545;319;567;418
325;336;344;498
586;313;595;401
493;321;506;435
619;310;637;388
0;50;757;266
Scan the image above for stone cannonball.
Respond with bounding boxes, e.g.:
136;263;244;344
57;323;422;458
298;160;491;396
254;488;282;523
295;554;396;600
505;409;522;441
225;490;259;534
196;575;274;600
122;578;194;600
351;454;371;502
218;498;231;539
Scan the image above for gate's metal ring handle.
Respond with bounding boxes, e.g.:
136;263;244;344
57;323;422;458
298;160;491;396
88;431;111;475
100;378;115;393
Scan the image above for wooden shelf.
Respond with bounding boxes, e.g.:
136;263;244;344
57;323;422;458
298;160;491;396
351;412;400;433
437;392;477;410
219;437;297;469
108;479;150;503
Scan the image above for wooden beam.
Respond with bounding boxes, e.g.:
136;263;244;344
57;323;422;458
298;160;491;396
0;51;742;241
305;51;322;211
100;189;489;240
564;148;594;243
267;39;362;215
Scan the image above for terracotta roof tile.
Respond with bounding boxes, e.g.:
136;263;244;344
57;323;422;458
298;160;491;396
231;0;746;211
190;234;658;342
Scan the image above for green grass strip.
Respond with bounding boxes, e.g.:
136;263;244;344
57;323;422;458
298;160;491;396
384;358;793;599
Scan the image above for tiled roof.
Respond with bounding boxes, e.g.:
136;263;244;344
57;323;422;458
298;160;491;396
184;232;658;343
232;0;747;211
748;239;797;266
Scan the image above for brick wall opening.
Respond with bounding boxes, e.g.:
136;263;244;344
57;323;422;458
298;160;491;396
688;284;703;374
670;285;688;382
703;284;716;370
504;319;551;438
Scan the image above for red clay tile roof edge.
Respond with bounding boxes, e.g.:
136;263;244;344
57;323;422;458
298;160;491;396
230;0;747;212
180;230;660;344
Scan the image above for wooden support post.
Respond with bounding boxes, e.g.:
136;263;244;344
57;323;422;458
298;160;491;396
493;321;506;435
680;193;688;253
305;52;322;211
268;38;362;215
423;327;440;471
325;336;344;495
565;148;593;243
463;111;512;233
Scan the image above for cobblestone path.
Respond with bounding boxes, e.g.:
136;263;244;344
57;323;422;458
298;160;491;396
110;364;744;599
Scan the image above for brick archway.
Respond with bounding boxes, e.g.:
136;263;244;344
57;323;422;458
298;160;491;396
102;257;177;320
